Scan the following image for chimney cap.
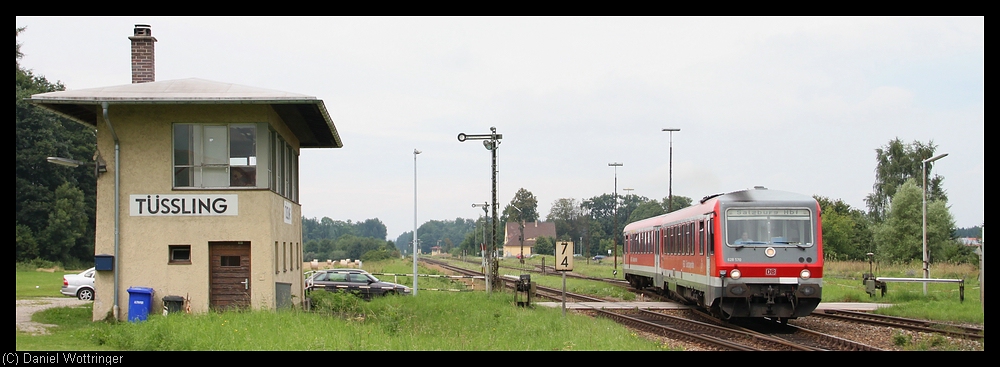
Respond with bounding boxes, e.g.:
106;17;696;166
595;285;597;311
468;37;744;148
133;24;152;37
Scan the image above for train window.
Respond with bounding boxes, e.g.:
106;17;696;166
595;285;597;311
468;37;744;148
707;218;715;255
661;231;666;254
725;208;814;247
668;227;674;255
690;223;696;255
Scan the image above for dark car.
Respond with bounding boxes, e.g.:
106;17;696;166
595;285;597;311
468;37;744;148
306;269;410;299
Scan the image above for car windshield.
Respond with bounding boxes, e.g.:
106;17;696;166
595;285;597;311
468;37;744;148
725;207;814;248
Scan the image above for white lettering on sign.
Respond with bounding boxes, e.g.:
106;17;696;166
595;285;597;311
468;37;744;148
130;194;238;216
284;201;293;224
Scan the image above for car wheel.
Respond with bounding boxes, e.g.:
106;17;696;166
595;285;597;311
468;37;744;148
78;288;94;301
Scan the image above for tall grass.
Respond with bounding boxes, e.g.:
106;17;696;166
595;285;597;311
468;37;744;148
90;291;667;351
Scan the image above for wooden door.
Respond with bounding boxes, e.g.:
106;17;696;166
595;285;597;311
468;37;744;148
210;241;251;310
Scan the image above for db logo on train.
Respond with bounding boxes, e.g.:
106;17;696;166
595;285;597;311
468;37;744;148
765;268;777;276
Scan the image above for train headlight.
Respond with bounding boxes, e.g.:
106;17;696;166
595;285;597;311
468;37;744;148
800;269;811;280
730;269;741;280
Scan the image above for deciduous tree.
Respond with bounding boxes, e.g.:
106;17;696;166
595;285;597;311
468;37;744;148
872;179;955;264
865;138;946;222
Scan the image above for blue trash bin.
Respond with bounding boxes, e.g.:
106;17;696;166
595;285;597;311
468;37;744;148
127;287;155;322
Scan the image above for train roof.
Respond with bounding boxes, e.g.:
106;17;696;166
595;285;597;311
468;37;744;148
710;186;816;205
624;187;817;232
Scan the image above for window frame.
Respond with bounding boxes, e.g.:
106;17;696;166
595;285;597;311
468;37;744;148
169;244;192;265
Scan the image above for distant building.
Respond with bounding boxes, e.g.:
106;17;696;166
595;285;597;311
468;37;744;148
958;237;982;247
502;221;556;258
28;25;342;320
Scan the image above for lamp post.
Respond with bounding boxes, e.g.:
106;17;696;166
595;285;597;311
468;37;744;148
661;128;680;212
458;127;503;293
609;162;623;278
922;152;948;295
413;149;421;296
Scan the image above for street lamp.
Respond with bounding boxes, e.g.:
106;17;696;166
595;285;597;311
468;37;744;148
413;149;422;296
47;156;107;176
661;128;680;212
922;152;948;295
458;127;503;293
609;162;623;278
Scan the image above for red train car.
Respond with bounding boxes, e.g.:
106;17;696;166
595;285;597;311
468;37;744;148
623;187;823;321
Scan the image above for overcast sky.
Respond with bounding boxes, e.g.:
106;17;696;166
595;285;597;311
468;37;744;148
16;16;984;239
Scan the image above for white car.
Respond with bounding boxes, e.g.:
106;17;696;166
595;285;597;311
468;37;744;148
61;267;96;300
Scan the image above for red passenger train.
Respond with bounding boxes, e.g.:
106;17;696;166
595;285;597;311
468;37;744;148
623;187;823;321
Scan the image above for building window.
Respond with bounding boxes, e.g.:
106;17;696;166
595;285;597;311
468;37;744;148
169;245;191;264
221;256;241;267
174;123;258;188
269;129;298;202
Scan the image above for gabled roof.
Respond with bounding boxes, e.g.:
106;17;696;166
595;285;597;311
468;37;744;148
503;221;557;247
27;78;343;148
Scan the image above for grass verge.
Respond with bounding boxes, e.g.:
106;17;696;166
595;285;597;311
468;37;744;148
89;291;667;351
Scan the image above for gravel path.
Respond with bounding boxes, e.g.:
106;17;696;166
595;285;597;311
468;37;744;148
16;297;90;335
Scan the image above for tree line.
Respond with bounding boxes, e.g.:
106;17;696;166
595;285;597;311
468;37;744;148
818;138;979;264
16;28;97;268
302;217;399;263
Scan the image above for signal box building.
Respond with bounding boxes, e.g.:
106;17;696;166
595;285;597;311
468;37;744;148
29;25;343;320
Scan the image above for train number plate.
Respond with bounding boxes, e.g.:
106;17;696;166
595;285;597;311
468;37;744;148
765;268;777;276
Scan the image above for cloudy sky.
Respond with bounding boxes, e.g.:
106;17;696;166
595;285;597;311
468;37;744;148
15;16;984;239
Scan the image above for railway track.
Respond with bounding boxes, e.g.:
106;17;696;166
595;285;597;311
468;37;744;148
594;308;822;351
720;315;884;351
422;257;885;351
810;309;984;340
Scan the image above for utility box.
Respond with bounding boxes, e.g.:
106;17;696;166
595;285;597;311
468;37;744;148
95;254;114;271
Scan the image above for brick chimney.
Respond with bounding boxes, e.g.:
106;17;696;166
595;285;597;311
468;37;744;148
129;24;157;83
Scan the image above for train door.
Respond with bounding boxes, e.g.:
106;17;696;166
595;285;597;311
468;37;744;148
653;226;662;287
704;217;714;282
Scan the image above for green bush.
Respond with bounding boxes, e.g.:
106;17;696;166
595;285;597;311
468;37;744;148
361;249;394;262
307;290;368;317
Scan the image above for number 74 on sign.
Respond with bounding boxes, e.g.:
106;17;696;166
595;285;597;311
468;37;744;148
555;241;573;271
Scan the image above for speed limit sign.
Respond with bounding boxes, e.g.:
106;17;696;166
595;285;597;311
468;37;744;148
555;241;573;271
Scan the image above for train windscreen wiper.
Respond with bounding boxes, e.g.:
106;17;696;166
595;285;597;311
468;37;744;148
731;241;767;249
772;241;810;249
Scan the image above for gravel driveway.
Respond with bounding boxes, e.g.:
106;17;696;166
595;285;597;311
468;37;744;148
16;297;91;335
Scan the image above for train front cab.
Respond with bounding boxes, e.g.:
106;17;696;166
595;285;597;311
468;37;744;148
711;198;824;320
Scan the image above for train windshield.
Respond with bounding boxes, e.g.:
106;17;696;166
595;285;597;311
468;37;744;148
725;208;814;248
